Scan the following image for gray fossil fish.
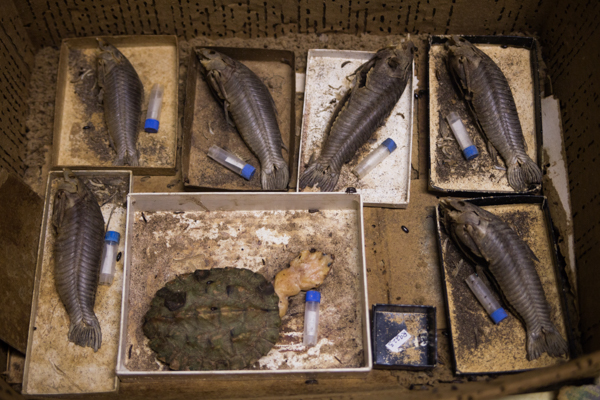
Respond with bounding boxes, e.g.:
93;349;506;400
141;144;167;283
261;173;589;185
197;49;289;190
440;199;568;360
53;170;105;352
446;36;542;191
97;39;144;166
299;42;413;192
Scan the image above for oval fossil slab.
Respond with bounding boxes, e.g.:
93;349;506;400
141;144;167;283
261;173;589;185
143;268;281;370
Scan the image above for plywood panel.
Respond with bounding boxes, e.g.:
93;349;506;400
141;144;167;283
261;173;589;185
541;1;600;353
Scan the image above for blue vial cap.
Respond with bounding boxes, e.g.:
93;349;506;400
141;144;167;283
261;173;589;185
463;145;479;160
144;118;159;133
306;290;321;303
490;308;508;324
240;164;256;180
381;138;397;153
104;231;120;244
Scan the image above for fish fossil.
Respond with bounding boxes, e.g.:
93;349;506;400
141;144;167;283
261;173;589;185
197;48;289;190
445;36;542;191
440;199;568;360
53;170;105;351
299;41;413;192
97;38;144;166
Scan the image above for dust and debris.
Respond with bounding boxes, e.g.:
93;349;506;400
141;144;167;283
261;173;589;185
438;203;569;374
297;51;413;207
24;172;130;395
429;44;538;193
126;209;365;372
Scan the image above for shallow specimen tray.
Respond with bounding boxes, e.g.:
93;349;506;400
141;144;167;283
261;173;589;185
435;196;575;375
297;49;415;208
23;170;132;395
372;304;437;370
182;47;296;191
117;192;371;380
52;36;179;175
429;36;542;194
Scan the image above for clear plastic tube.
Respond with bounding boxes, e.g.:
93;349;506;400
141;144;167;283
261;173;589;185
99;231;120;285
352;138;397;179
465;273;507;324
446;112;479;160
144;84;164;133
303;291;321;347
207;145;256;180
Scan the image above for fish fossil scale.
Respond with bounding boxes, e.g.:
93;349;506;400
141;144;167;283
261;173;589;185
440;199;568;360
197;49;289;190
53;172;105;352
299;42;413;192
446;37;542;191
98;39;144;166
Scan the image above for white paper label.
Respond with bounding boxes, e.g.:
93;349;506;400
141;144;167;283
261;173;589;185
385;329;411;353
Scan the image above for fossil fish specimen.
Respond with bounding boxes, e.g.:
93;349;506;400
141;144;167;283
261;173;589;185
440;199;568;360
274;249;334;317
53;170;105;351
299;41;413;192
97;38;144;166
197;48;289;190
143;268;280;370
445;36;542;191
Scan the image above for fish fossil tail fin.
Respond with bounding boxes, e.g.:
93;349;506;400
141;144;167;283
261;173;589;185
299;162;340;192
69;320;102;352
261;160;289;190
527;324;568;360
507;155;542;191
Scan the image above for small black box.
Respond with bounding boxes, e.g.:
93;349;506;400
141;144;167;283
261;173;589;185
372;304;437;370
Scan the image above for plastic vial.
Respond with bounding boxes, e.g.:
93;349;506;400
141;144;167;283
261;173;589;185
465;273;508;324
207;145;256;180
446;112;479;160
303;290;321;347
352;138;397;179
144;84;164;133
99;231;120;286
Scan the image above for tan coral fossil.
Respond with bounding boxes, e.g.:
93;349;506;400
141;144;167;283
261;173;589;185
274;249;334;317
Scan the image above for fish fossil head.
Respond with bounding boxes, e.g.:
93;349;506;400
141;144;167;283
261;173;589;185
52;171;88;229
97;38;126;75
375;40;414;79
439;199;488;258
196;48;235;74
445;36;483;94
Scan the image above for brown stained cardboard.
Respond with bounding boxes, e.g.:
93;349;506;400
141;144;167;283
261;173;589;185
14;0;555;48
438;202;569;374
542;2;600;353
182;47;296;190
52;36;178;175
0;169;43;353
